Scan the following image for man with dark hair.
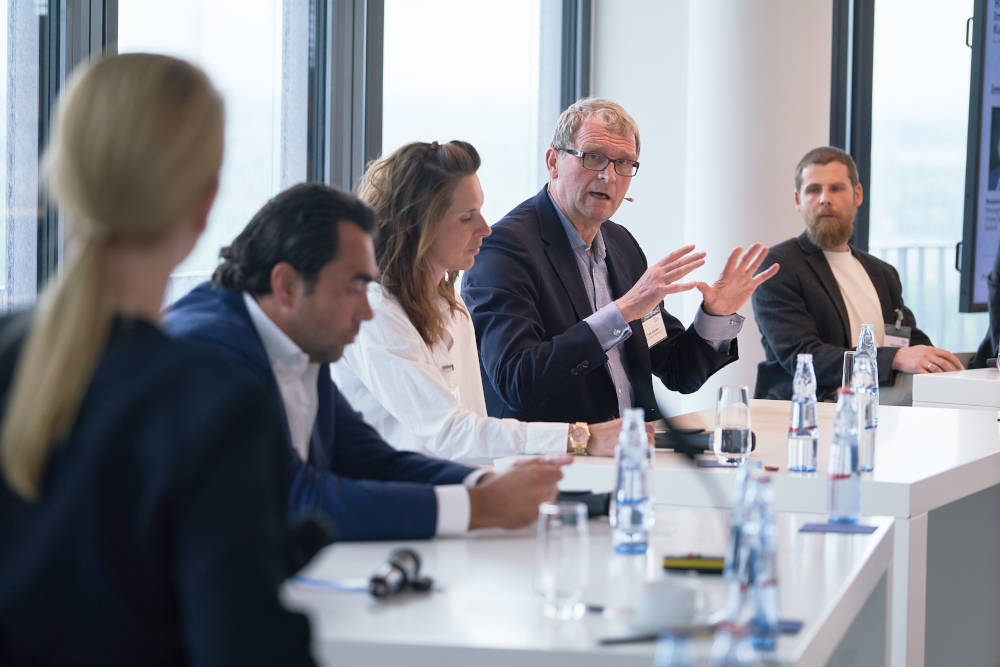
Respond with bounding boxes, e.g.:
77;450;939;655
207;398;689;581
461;97;777;428
165;183;568;541
752;146;963;400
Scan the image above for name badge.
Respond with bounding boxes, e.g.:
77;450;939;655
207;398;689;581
641;309;668;348
884;324;911;348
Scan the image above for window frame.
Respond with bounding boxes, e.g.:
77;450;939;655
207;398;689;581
829;0;875;253
30;0;592;290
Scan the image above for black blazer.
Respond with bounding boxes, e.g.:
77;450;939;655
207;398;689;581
752;231;931;400
970;240;1000;368
0;315;313;666
461;186;737;424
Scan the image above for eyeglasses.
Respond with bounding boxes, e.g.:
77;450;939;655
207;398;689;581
557;147;639;177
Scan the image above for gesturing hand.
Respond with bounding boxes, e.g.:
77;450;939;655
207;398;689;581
696;243;779;316
615;244;706;323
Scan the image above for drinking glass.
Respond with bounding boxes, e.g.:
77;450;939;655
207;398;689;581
842;350;855;388
713;385;751;464
535;501;589;620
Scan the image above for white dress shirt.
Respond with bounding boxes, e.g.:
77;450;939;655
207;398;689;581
243;293;479;535
331;284;569;465
243;293;319;462
823;250;886;345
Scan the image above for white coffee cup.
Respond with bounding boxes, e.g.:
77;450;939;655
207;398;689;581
629;577;704;633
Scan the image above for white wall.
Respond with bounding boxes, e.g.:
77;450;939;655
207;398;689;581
592;0;832;415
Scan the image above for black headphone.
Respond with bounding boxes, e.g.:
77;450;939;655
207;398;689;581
368;548;434;598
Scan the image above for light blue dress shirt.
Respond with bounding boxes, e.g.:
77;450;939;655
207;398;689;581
548;193;743;417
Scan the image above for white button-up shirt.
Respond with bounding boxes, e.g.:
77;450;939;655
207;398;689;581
244;293;319;462
243;292;481;535
332;284;568;464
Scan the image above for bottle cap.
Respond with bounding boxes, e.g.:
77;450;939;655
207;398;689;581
837;387;854;395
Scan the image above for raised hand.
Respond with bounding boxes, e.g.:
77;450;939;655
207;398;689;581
696;243;779;316
615;244;706;322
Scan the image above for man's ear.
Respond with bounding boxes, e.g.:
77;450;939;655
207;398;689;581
545;147;559;180
793;189;802;211
854;183;864;208
269;262;301;310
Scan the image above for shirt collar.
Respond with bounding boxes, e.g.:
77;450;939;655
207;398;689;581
547;190;607;263
242;292;314;375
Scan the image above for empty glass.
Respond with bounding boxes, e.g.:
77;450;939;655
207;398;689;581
842;350;855;388
713;385;751;464
535;501;589;620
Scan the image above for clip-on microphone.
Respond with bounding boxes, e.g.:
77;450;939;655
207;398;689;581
368;548;434;598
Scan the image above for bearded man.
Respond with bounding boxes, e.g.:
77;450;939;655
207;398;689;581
751;146;962;400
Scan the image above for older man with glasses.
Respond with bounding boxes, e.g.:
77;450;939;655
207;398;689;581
461;98;778;438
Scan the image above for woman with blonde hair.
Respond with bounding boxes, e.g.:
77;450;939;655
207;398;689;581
331;140;624;463
0;53;313;665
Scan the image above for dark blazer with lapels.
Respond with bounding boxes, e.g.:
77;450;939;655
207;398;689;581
752;231;931;400
165;283;475;541
461;186;737;424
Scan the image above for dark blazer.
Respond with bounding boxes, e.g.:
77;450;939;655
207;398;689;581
0;315;313;666
164;283;476;541
752;231;931;400
970;240;1000;368
461;186;737;424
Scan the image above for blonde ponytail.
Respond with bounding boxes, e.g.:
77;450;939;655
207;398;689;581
1;238;112;499
0;53;223;500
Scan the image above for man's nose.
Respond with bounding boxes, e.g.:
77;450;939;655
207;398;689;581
358;295;374;322
597;161;616;182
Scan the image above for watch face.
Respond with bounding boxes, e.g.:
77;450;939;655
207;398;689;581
570;424;588;442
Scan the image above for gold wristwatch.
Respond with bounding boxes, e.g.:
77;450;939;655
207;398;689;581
569;421;590;456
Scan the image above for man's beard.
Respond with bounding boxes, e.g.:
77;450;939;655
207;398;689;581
805;211;854;249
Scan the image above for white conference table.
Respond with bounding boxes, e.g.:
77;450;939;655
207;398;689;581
912;366;1000;410
283;507;893;667
498;401;1000;667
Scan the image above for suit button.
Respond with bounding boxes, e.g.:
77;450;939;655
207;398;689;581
570;368;578;376
581;360;589;369
613;328;621;336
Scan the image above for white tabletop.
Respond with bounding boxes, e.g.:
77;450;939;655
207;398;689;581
501;401;1000;518
283;507;893;667
912;367;1000;410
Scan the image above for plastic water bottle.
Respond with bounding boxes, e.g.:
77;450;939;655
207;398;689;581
856;323;880;413
787;353;819;472
721;462;760;617
851;352;878;472
653;633;696;667
715;462;764;665
708;621;756;666
610;408;652;553
744;475;779;650
828;388;861;524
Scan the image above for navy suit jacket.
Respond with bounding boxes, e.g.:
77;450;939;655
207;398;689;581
0;315;313;666
461;186;738;424
752;231;932;400
164;283;476;541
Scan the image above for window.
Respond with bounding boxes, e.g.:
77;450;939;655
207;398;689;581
380;0;562;224
868;0;985;352
1;0;40;311
117;0;311;304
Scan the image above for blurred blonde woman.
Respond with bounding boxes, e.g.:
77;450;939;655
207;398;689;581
0;54;313;665
331;140;623;463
